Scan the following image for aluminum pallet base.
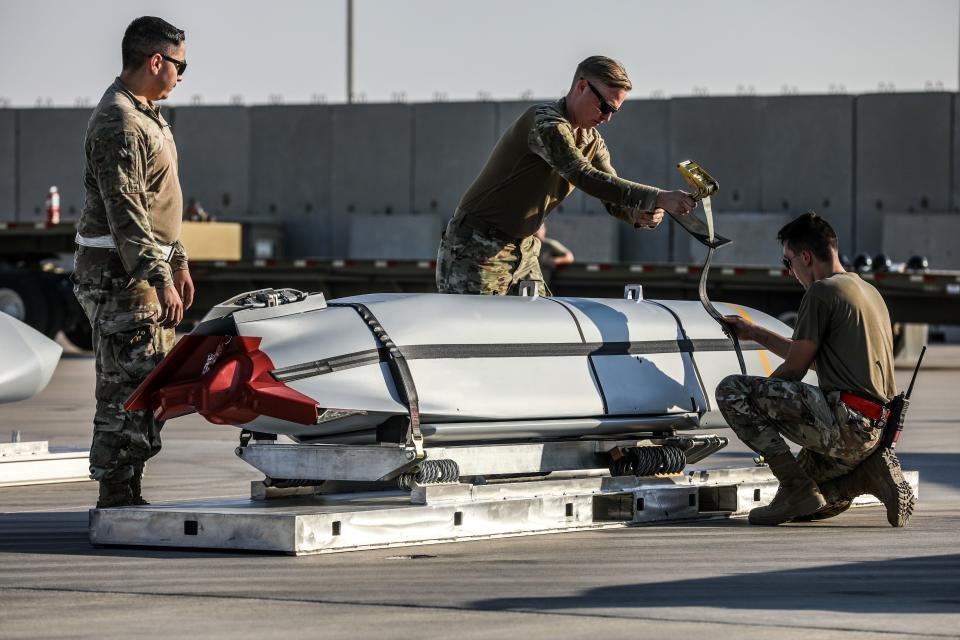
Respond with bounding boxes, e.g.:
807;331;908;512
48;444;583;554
0;441;90;487
88;468;919;555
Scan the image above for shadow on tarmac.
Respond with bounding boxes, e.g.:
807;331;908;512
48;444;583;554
0;511;256;559
897;452;960;492
473;553;960;614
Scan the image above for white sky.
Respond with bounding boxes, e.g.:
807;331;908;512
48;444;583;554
0;0;957;107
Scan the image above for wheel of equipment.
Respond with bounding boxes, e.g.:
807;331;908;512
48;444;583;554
0;271;51;335
37;271;67;338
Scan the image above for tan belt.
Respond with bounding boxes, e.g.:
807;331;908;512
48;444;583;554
76;233;175;261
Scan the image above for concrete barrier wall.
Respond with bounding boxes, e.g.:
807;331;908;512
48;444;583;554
348;213;443;260
601;99;671;262
172;106;251;219
856;93;953;254
545;213;619;263
5;93;960;265
413;103;498;216
761;95;855;256
17;108;89;222
883;213;960;270
0;111;15;221
249;105;333;257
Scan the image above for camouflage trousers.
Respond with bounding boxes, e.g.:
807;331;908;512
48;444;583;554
715;375;882;483
73;246;175;483
436;211;548;296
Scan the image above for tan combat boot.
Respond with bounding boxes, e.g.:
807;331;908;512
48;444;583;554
96;480;134;508
749;452;827;525
834;447;915;527
129;463;150;506
792;480;853;522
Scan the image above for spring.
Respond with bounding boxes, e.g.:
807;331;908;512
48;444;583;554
266;478;325;488
610;446;687;477
396;458;460;490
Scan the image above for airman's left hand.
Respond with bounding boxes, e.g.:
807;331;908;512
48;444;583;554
173;268;195;311
633;208;666;229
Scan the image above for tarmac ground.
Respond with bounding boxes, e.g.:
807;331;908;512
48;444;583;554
1;343;958;639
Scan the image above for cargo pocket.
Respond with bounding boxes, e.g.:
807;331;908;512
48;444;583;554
99;309;162;382
834;401;882;456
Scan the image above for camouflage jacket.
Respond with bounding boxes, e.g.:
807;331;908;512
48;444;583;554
78;78;186;289
458;98;661;239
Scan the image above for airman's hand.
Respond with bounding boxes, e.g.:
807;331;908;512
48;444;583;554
633;208;665;229
723;315;755;340
655;190;697;216
173;268;195;311
156;286;184;328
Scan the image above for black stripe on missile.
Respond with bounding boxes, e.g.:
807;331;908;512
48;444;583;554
271;339;764;383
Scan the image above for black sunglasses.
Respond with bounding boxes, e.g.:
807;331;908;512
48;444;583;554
782;255;794;272
584;79;618;115
160;53;187;76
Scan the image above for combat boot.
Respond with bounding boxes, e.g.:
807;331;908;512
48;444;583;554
749;452;827;525
128;463;150;506
792;480;852;522
837;447;915;527
96;481;134;508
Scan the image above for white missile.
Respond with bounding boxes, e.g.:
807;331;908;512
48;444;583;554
127;287;795;447
0;311;62;405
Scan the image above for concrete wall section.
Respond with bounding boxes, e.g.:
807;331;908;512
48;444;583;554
599;99;671;262
331;104;413;254
761;96;855;255
0;111;15;221
544;212;619;263
413;103;497;216
172;106;251;218
883;213;960;270
249;105;332;256
669;97;765;262
17;108;90;222
680;212;794;266
856;93;953;254
348;213;443;260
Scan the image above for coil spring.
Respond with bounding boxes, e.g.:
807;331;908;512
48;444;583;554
266;478;324;489
610;446;687;477
397;458;460;490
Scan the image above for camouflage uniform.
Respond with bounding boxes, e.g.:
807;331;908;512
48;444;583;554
73;78;186;484
436;211;547;295
437;99;660;296
716;375;881;485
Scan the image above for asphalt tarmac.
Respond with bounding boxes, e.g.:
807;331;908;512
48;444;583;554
1;344;958;639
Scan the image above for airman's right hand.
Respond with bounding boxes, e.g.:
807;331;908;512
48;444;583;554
722;315;755;340
156;286;184;328
655;190;697;216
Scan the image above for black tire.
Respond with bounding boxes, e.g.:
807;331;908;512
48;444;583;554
63;306;93;351
36;272;67;338
0;271;51;335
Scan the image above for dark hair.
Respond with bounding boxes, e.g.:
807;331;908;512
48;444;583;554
777;212;838;262
122;17;185;70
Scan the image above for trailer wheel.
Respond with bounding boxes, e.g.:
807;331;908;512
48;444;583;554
63;311;93;351
37;272;67;338
0;272;50;335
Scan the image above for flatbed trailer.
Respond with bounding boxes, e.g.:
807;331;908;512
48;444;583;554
1;222;957;351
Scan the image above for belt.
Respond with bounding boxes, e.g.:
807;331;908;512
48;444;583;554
76;233;175;261
839;391;888;422
459;213;523;244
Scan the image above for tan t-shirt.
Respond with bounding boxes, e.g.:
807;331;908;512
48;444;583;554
792;272;897;403
457;99;660;239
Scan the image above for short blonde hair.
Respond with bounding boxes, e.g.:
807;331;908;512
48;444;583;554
573;56;632;91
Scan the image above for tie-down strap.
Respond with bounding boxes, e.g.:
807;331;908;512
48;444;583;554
330;302;424;459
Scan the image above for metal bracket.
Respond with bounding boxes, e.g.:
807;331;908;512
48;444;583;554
517;280;540;298
623;284;644;301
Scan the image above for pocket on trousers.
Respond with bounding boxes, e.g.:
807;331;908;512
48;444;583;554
100;310;162;381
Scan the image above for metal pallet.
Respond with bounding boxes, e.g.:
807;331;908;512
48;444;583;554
88;467;919;555
0;440;90;487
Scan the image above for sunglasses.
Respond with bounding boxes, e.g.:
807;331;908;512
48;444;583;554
584;79;618;115
782;255;794;272
160;53;187;76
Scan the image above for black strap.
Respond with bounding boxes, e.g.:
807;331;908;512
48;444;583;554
698;245;747;375
330;302;424;458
